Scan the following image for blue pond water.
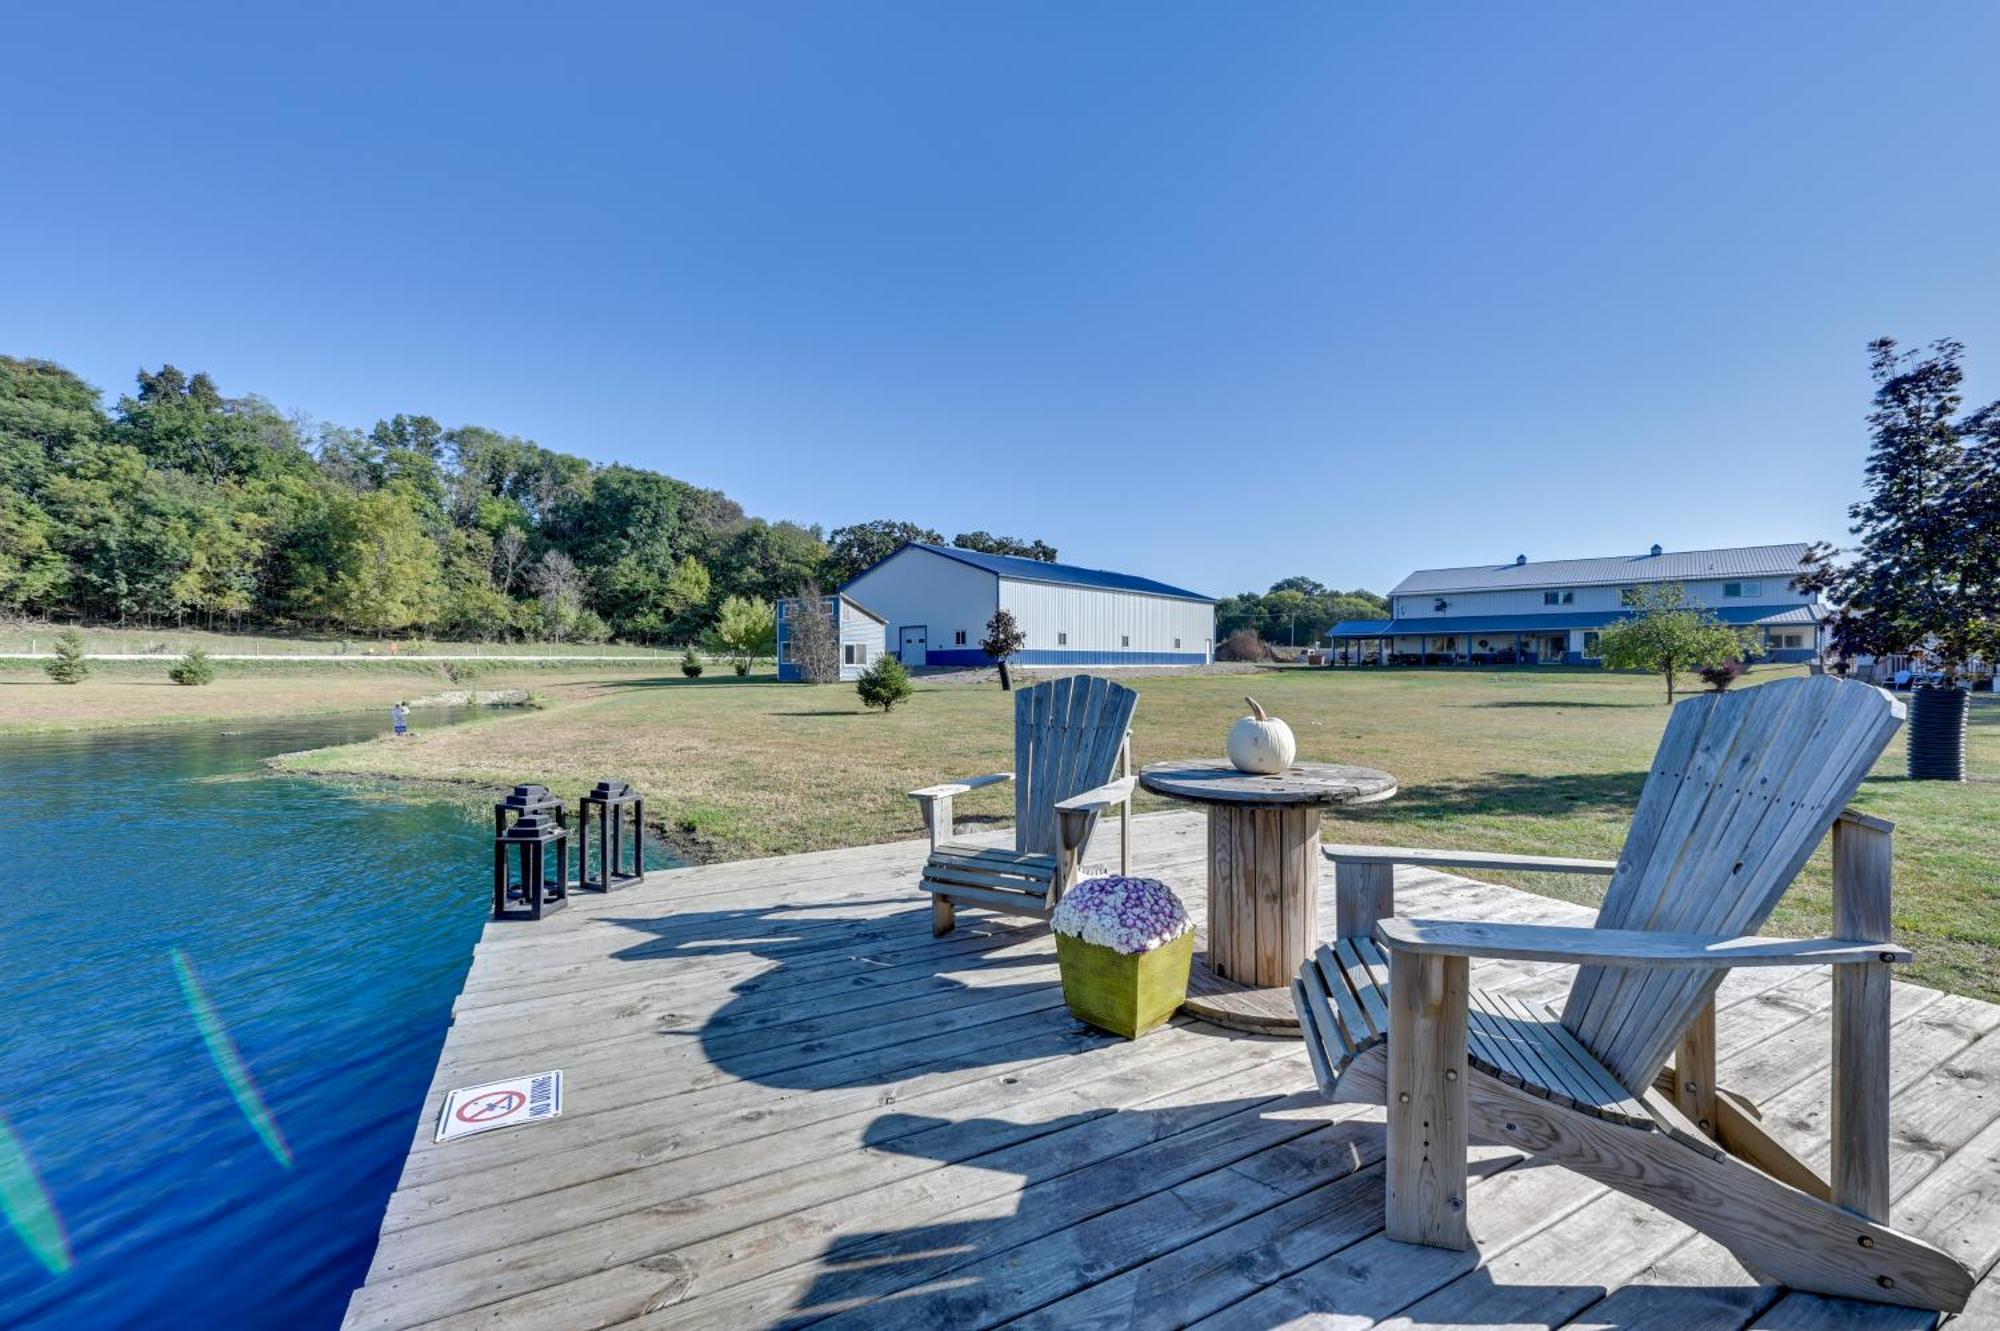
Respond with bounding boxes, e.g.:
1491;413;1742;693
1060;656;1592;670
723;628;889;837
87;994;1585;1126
0;710;608;1328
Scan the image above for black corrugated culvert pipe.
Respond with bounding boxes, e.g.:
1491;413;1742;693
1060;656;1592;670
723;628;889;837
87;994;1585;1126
1907;683;1969;781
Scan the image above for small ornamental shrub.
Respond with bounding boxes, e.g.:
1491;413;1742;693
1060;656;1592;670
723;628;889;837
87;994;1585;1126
1050;876;1192;955
45;630;89;684
680;646;705;678
856;654;913;712
169;647;217;686
1698;660;1745;692
733;657;750;676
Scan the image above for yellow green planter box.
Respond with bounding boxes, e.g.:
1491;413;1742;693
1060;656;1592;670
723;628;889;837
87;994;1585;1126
1054;930;1194;1039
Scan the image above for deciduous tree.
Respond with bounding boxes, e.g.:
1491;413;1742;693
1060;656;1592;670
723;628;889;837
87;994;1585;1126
980;609;1027;691
1596;583;1751;703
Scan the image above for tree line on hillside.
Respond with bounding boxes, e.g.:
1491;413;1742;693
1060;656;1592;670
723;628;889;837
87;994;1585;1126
1214;578;1389;648
0;356;1066;643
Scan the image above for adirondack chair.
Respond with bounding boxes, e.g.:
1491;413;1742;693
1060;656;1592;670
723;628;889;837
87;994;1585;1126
909;675;1138;936
1293;675;1975;1312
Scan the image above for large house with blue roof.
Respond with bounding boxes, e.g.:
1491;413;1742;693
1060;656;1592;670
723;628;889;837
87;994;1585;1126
1326;542;1824;667
798;541;1215;673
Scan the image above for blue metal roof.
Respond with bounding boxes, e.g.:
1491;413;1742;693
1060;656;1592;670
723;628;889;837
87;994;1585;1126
858;541;1215;603
1327;605;1820;638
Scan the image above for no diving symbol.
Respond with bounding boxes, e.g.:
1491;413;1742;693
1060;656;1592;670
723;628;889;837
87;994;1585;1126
457;1090;526;1123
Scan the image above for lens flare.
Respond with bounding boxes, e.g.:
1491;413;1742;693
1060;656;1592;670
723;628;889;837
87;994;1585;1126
0;1111;71;1276
170;949;294;1169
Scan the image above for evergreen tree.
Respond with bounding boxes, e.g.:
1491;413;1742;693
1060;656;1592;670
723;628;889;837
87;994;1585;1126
856;654;913;711
169;647;217;685
680;645;705;677
45;629;88;683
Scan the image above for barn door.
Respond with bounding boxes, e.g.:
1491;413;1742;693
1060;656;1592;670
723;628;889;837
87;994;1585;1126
898;626;927;666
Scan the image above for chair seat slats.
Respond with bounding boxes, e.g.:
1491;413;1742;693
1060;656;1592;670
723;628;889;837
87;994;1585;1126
1294;946;1655;1129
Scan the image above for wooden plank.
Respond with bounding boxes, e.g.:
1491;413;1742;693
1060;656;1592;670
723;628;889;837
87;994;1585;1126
367;1042;1306;1330
1253;806;1282;986
1378;916;1911;968
1832;814;1894;1221
653;1071;1340;1331
1675;996;1720;1137
1313;943;1373;1049
1386;949;1470;1249
1324;843;1619;874
1334;859;1395;940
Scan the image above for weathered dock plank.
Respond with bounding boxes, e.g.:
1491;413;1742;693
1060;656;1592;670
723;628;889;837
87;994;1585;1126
341;811;2000;1330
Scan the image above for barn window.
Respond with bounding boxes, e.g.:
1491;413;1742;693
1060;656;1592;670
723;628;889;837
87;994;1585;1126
1724;581;1761;598
1174;638;1181;649
1057;632;1067;645
1543;589;1574;605
954;630;966;645
1121;635;1130;647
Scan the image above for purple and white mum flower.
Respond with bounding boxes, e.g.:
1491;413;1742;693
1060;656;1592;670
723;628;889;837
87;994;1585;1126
1050;876;1192;955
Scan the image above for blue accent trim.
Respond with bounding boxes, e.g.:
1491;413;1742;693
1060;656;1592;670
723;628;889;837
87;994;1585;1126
843;541;1215;604
1330;604;1819;639
922;648;1208;667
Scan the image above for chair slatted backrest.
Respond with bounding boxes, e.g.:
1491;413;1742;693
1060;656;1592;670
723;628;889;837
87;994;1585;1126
1013;675;1139;859
1560;676;1904;1092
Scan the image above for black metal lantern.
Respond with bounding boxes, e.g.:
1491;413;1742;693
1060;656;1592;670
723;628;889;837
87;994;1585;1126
493;812;570;920
578;780;645;893
495;783;567;838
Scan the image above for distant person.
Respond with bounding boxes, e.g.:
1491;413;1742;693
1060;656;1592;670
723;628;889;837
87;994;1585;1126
392;701;409;737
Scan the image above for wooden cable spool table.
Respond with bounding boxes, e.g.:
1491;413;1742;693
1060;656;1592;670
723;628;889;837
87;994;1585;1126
1139;759;1397;1035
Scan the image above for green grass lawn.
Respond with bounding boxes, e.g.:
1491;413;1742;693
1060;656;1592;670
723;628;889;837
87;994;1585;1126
273;664;2000;1001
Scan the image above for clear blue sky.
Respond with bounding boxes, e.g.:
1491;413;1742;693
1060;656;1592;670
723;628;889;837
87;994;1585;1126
5;3;1996;598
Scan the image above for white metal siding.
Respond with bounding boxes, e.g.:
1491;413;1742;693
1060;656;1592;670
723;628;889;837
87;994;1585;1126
999;580;1214;661
1391;577;1816;621
837;599;886;681
842;547;999;665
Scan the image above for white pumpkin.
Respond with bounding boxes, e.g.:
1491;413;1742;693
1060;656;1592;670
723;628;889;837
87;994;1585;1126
1227;696;1296;774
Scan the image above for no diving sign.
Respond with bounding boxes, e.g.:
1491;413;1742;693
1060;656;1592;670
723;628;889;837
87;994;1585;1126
436;1071;564;1142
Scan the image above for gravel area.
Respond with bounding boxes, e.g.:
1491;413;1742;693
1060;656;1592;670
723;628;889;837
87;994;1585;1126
914;660;1277;687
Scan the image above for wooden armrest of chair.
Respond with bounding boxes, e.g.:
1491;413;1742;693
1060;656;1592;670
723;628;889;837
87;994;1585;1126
908;772;1015;801
1053;776;1137;818
910;773;1013;851
1324;843;1618;875
1375;918;1910;968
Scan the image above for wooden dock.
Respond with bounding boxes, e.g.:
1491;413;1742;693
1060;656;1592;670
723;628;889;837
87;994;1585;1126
343;811;2000;1329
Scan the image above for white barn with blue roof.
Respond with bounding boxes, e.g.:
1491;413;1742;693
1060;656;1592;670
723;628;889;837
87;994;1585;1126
1326;542;1824;667
837;541;1215;669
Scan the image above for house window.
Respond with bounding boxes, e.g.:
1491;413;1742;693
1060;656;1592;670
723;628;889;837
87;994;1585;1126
779;641;791;662
843;644;864;665
1583;631;1601;655
1121;635;1130;648
1543;590;1574;605
954;630;966;645
1724;581;1761;598
1057;632;1067;645
1780;633;1803;649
